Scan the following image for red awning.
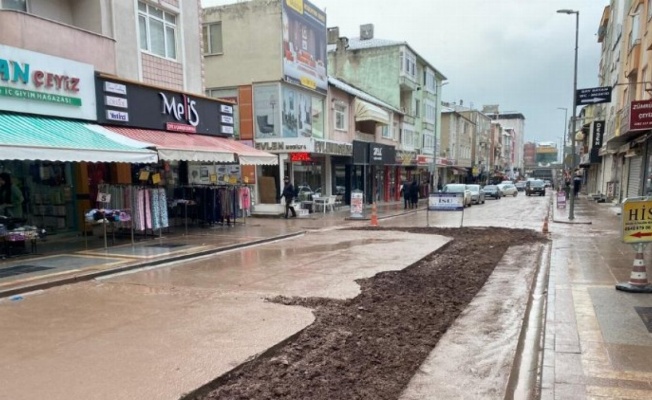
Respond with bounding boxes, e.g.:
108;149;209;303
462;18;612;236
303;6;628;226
106;127;277;165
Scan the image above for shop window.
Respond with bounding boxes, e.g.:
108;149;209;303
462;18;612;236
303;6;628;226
381;125;392;139
334;103;347;131
1;0;26;11
415;99;420;118
202;22;223;55
138;1;177;60
425;69;436;93
400;49;416;80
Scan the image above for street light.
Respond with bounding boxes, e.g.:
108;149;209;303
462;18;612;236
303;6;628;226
556;107;568;168
432;80;449;193
557;9;579;220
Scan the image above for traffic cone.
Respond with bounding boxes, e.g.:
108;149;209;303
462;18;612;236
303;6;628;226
370;202;379;227
542;216;549;234
616;244;652;293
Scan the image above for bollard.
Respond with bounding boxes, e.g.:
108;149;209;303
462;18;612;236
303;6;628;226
616;243;652;293
370;202;379;227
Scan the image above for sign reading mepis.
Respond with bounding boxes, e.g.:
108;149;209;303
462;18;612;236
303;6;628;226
95;76;234;136
0;44;96;120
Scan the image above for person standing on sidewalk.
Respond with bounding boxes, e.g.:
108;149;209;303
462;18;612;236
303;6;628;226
400;180;411;209
281;176;297;218
410;178;419;209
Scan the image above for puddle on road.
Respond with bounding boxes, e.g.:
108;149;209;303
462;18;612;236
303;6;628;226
257;238;395;255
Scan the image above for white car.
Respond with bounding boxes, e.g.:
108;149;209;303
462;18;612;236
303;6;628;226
497;183;518;197
442;184;473;207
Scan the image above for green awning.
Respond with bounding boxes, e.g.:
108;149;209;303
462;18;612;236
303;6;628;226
0;112;158;163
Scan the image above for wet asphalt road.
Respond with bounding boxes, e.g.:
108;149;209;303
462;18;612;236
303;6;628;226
0;192;549;400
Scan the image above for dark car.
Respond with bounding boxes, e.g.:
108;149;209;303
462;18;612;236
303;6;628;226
526;180;546;196
483;185;502;199
515;181;526;192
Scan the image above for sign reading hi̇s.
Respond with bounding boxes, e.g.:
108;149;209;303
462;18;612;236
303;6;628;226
622;198;652;243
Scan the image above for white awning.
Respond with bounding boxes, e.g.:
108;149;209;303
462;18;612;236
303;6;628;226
354;99;390;125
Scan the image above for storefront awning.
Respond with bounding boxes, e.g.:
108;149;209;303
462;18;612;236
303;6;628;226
106;127;277;165
354;99;390;125
0;112;158;163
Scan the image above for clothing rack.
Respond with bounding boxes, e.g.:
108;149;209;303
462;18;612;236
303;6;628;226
172;184;250;230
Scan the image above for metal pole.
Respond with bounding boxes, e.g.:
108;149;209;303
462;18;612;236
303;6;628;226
569;11;579;221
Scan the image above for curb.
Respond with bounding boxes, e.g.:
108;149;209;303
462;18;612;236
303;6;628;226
344;209;420;221
0;231;306;299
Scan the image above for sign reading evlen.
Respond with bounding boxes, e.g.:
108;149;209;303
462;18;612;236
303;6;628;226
622;199;652;243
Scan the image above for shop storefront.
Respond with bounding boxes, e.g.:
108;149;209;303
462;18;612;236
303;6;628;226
350;141;395;204
0;45;158;240
95;75;277;229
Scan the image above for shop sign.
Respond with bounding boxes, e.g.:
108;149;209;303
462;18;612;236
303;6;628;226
281;0;328;94
428;193;464;211
592;120;605;148
369;143;396;165
557;191;566;209
254;138;314;153
417;155;434;166
350;190;364;218
395;150;417;166
622;198;652;243
313;139;352;156
290;152;312;162
0;44;96;120
95;76;234;136
629;99;652;132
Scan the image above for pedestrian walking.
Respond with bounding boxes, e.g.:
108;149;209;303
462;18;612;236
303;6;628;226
410;178;419;209
281;176;297;218
573;173;582;198
400;180;410;209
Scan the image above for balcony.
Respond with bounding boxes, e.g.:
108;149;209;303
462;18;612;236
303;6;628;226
626;39;640;77
399;75;417;91
0;10;116;74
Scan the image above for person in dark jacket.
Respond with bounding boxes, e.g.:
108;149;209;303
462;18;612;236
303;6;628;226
281;176;297;218
409;178;419;209
400;180;411;209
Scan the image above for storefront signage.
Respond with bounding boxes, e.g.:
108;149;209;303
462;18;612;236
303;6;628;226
592;120;605;148
428;193;464;211
281;0;328;93
0;44;96;120
350;190;364;218
369;143;396;165
254;138;314;153
622;198;652;243
417;155;434;166
557;191;566;209
395;150;417;166
95;76;234;136
629;100;652;132
290;152;312;162
313;140;352;156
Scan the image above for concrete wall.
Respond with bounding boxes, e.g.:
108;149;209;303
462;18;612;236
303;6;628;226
0;10;117;74
203;0;283;88
29;0;73;25
328;46;401;109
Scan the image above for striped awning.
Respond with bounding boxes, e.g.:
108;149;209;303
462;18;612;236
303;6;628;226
106;127;277;165
354;99;390;125
0;112;158;163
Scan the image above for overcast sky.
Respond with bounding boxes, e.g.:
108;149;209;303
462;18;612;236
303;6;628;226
202;0;609;145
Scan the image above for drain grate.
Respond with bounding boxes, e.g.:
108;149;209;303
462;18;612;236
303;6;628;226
0;265;54;279
146;243;186;249
635;307;652;333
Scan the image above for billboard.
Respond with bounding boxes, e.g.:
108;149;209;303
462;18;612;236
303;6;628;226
281;85;324;138
282;0;327;93
253;84;281;138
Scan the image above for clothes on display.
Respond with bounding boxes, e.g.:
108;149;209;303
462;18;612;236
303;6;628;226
97;184;169;232
172;186;246;226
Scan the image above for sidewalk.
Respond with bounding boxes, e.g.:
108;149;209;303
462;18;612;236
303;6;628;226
0;201;415;298
542;196;652;399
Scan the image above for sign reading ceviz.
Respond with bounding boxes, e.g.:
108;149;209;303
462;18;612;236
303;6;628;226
0;44;96;120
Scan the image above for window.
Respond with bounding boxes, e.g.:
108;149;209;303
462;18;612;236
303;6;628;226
425;69;436;93
401;126;415;148
415;99;420;118
1;0;25;11
413;132;420;148
202;23;223;55
425;101;436;123
138;1;177;59
400;49;416;79
381;125;392;139
630;4;641;49
423;133;435;154
334;102;347;131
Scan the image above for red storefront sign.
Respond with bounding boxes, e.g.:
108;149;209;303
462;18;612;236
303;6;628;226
629;99;652;131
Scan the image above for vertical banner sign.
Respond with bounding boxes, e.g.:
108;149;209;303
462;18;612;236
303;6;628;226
557;191;566;209
592;120;605;149
350;190;364;218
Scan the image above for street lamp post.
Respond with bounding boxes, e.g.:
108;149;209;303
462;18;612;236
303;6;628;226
431;80;448;193
557;9;579;220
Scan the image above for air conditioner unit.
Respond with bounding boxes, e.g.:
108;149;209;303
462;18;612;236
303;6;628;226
360;24;374;40
327;27;340;45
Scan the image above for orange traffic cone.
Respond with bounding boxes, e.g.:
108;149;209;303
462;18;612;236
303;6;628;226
542;216;549;234
616;244;652;293
370;202;379;227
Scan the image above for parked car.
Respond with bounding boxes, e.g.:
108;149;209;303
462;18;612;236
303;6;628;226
515;181;527;192
466;184;485;204
482;185;502;199
526;179;546;196
498;183;518;197
544;180;552;189
442;184;472;208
